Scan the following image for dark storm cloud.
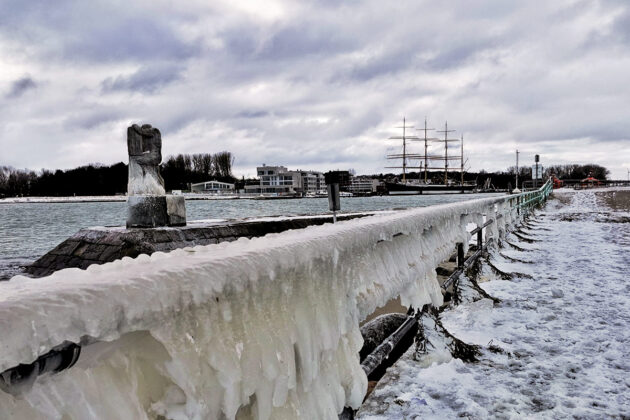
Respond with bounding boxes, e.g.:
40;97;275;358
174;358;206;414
6;76;36;98
101;63;184;93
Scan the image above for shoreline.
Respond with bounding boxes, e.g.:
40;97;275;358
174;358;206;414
0;191;506;204
0;195;261;204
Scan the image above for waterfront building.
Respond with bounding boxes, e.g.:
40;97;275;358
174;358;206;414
190;180;235;193
348;177;380;195
245;164;324;195
300;171;326;194
326;170;352;192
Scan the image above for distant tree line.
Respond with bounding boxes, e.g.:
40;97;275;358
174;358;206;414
0;152;234;197
0;163;128;197
505;163;609;180
0;158;610;198
161;152;234;191
544;164;609;180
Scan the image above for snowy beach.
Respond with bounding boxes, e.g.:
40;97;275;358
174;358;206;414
358;188;630;419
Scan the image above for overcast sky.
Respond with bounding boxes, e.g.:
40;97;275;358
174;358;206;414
1;0;629;179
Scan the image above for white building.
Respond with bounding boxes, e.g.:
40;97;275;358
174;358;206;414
245;164;324;195
190;180;235;193
300;171;326;194
348;177;379;195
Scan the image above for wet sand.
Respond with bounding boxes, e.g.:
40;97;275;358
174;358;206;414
596;188;630;212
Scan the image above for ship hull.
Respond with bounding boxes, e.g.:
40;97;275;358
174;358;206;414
385;182;476;195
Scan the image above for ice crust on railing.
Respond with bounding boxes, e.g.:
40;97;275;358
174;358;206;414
0;195;524;420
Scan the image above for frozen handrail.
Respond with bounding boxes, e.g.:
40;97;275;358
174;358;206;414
0;180;553;419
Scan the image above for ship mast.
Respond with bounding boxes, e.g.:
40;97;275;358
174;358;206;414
435;122;459;186
386;118;464;187
386;117;418;184
416;118;436;183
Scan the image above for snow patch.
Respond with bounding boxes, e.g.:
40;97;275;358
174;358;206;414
358;189;630;418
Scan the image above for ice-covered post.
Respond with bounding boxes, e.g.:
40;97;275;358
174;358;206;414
324;171;341;223
477;228;483;249
457;243;465;268
126;124;186;228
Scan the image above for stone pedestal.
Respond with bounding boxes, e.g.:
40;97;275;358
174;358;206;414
127;195;187;228
127;196;168;228
166;195;186;226
25;212;370;278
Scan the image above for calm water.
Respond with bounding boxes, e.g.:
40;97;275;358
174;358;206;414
0;193;501;279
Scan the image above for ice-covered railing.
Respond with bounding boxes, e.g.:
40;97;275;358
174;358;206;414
0;180;552;420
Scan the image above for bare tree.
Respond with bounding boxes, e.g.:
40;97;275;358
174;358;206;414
213;151;234;178
191;154;204;173
201;153;213;176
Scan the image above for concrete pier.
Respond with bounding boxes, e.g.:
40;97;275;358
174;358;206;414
25;213;371;278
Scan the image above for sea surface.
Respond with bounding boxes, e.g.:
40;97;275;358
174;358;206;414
0;193;501;279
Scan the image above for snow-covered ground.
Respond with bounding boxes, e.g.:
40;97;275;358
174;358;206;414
358;188;630;419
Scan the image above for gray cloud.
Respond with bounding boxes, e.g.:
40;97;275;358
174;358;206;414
235;110;270;119
1;0;630;179
101;63;184;93
62;18;199;63
0;0;199;63
225;23;356;62
6;76;36;98
63;108;124;130
611;9;630;44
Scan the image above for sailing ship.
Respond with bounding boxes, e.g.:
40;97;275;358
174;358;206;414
385;117;476;194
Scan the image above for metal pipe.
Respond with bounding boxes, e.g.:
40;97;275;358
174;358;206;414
470;218;495;235
477;229;483;249
361;314;418;378
457;243;465;268
0;342;81;396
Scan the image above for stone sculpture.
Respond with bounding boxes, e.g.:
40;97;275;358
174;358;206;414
126;124;186;228
127;124;166;196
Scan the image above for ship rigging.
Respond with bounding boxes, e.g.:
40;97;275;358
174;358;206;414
385;117;474;194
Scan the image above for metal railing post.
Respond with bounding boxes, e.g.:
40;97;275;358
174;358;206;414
457;243;464;268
